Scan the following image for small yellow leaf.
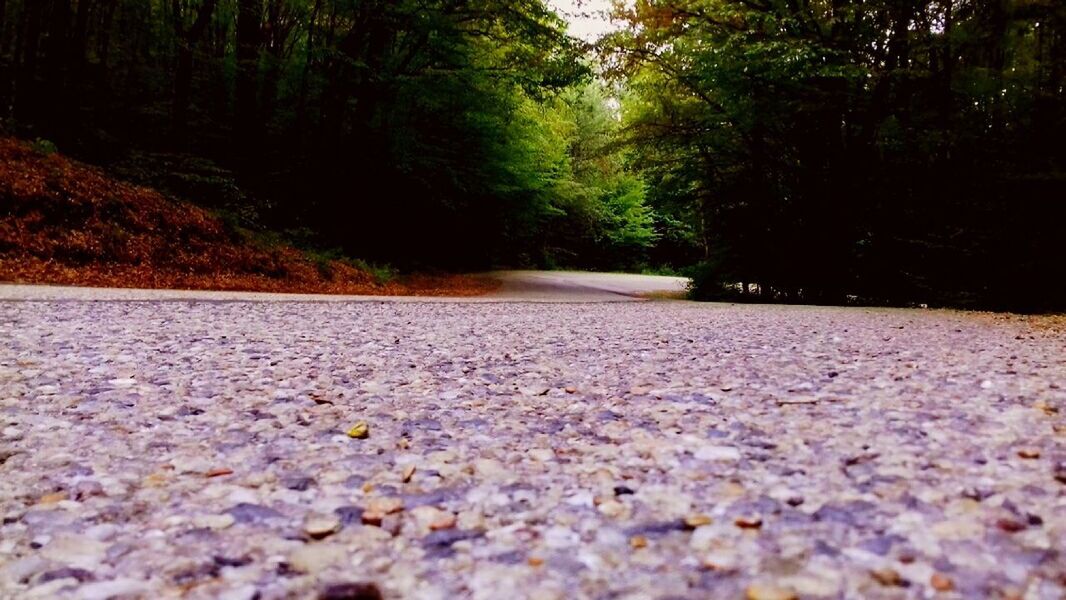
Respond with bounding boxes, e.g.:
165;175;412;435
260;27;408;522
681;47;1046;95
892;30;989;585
347;421;369;439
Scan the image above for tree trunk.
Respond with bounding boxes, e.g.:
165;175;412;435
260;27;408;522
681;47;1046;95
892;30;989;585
173;0;219;136
98;0;117;72
235;0;263;150
71;0;93;70
15;0;44;120
295;0;322;142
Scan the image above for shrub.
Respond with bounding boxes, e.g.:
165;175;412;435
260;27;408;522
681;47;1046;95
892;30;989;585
686;261;737;301
30;138;58;156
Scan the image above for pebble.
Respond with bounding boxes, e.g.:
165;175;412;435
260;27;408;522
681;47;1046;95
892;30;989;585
192;514;236;530
701;550;738;571
745;584;798;600
871;568;906;587
218;584;259;600
735;516;763;530
684;514;712;528
528;448;554;462
304;513;342;539
409;506;457;532
288;544;348;573
75;578;148;600
318;582;383;600
361;497;403;526
0;556;51;584
39;536;107;570
597;500;627;518
931;573;955;592
694;445;741;461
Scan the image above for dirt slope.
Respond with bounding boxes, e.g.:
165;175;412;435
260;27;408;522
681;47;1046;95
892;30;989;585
0;138;493;296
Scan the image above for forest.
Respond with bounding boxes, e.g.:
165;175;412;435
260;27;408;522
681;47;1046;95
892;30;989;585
0;0;1063;310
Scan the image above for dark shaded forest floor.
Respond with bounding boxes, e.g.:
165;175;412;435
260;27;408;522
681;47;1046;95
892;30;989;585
0;138;496;296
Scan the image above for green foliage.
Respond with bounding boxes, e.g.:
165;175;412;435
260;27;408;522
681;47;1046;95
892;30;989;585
346;258;398;286
530;82;659;269
306;248;396;285
608;0;1066;310
31;138;58;156
686;261;733;302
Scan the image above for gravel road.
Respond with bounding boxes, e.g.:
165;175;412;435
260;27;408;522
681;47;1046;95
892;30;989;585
1;287;1064;599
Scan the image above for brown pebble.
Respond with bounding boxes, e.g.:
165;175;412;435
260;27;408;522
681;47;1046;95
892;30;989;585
1034;400;1058;415
735;516;763;529
745;584;798;600
684;514;713;528
930;573;955;592
565;386;577;394
37;491;67;504
528;556;544;567
318;582;383;600
996;518;1026;533
380;514;403;536
630;535;648;549
429;512;456;531
206;468;233;478
1018;449;1041;459
871;568;906;587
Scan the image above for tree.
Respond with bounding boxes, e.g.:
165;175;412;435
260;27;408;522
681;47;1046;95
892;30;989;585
606;0;1066;309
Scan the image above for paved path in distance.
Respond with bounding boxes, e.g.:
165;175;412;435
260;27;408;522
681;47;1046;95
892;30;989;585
0;284;1063;600
0;271;690;304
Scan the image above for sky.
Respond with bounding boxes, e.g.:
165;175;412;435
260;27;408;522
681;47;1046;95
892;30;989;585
546;0;624;42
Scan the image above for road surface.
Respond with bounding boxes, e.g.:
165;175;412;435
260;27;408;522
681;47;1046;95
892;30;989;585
0;280;1063;600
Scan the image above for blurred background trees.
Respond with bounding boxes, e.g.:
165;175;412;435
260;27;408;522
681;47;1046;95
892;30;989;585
606;0;1065;309
1;0;1062;309
0;0;656;269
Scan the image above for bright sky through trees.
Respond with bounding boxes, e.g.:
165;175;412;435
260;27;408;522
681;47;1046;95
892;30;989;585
547;0;622;41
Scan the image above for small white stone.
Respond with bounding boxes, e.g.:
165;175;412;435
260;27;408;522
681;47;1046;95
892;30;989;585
564;491;594;507
528;448;555;462
26;578;78;599
702;549;739;570
288;543;347;573
694;446;741;461
170;456;211;474
76;578;149;600
597;499;627;518
226;488;260;504
303;513;341;538
0;555;51;584
193;514;236;530
689;526;716;551
473;459;506;478
40;535;108;569
543;526;579;549
217;584;259;600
